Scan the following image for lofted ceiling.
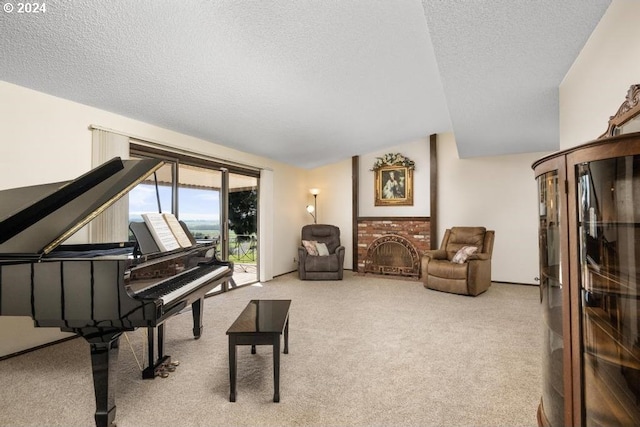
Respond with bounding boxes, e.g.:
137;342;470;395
0;0;610;169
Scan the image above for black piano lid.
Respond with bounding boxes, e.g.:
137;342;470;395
0;157;164;256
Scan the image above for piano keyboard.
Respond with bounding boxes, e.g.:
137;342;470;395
135;263;229;304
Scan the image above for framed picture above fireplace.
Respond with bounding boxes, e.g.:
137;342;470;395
374;165;413;206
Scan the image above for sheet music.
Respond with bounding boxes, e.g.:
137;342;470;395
162;213;193;248
141;213;180;252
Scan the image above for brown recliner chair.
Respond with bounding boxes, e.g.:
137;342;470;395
298;224;345;280
421;226;494;296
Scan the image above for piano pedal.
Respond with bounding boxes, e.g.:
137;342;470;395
170;361;180;367
142;355;172;380
166;365;177;373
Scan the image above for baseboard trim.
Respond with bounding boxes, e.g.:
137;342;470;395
273;270;297;278
493;281;539;287
273;269;354;279
0;335;78;361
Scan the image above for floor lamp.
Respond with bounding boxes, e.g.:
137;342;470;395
306;188;319;223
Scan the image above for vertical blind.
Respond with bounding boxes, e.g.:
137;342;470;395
90;129;130;243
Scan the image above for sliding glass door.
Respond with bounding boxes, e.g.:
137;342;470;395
227;172;258;286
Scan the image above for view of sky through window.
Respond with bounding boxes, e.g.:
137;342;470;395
129;184;220;223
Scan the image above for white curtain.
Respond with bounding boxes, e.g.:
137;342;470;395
90;128;130;243
259;169;274;281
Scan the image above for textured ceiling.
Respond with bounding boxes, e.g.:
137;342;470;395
0;1;610;168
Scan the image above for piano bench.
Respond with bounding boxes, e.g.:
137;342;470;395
226;299;291;402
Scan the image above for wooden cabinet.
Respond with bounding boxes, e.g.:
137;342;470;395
533;85;640;427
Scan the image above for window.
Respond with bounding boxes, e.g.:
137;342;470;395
177;164;222;242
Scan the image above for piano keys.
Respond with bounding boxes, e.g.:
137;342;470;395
0;157;233;427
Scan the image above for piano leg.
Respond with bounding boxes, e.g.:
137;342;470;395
88;332;121;427
192;297;204;339
147;326;154;372
142;325;171;379
158;323;165;360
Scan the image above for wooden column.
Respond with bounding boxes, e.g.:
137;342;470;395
351;156;359;270
429;134;438;249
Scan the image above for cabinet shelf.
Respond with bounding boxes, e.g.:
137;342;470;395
585;267;639;297
580;221;640;228
583;306;640;371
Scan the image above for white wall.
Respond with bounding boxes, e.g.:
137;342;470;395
359;138;430;217
0;81;309;356
306;158;354;269
437;133;545;284
560;0;640;149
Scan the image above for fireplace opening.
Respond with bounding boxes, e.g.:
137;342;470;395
363;234;421;278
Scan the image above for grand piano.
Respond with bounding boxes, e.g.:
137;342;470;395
0;157;233;427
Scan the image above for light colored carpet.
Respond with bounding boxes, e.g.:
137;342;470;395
0;272;542;427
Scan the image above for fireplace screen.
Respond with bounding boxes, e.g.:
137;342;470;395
363;234;421;278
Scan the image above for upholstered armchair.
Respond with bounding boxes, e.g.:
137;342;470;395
421;226;495;296
298;224;345;280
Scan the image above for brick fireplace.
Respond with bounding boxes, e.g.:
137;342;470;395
357;218;430;278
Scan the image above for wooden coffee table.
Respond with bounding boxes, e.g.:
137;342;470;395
226;299;291;402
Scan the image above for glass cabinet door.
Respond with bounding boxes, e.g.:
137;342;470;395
538;170;565;426
577;155;640;426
